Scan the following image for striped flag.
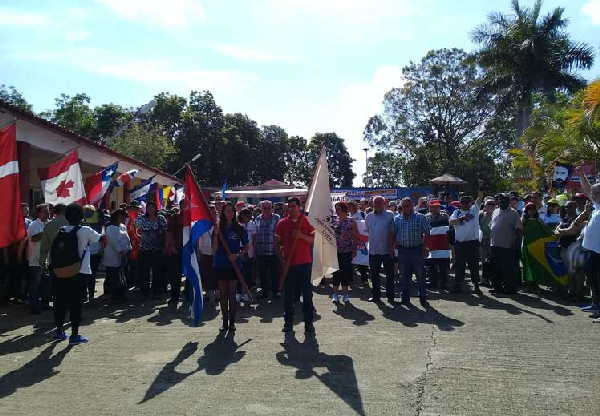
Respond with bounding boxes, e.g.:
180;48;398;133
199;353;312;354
0;124;26;248
182;165;213;326
85;162;118;206
130;175;156;201
115;169;139;187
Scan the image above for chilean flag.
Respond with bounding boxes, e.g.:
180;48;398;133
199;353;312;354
182;165;213;326
115;169;139;187
38;150;86;206
85;162;118;206
0;124;26;248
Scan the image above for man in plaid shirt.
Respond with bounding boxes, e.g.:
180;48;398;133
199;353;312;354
254;200;281;299
394;197;431;308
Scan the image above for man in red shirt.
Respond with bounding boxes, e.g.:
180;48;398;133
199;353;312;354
275;197;315;334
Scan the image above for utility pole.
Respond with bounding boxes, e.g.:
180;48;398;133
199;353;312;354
362;147;369;187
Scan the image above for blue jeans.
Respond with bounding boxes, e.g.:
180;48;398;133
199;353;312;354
398;247;427;301
283;264;313;324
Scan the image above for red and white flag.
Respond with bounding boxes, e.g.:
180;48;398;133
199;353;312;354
0;124;26;247
115;169;139;187
38;150;86;205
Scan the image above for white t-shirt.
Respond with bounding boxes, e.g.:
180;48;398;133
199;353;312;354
583;203;600;254
27;218;46;267
450;204;481;242
197;227;213;256
103;224;131;268
245;221;257;258
62;225;102;275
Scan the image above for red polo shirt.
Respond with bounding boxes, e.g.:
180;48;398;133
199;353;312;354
275;214;315;266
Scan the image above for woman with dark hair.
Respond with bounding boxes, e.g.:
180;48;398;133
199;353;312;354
331;202;359;303
212;202;249;332
135;201;167;298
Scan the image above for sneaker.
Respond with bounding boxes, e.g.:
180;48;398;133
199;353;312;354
367;297;381;303
581;304;600;312
69;334;89;345
592;317;600;323
591;311;600;319
53;330;67;342
282;323;293;333
343;294;350;303
331;293;338;303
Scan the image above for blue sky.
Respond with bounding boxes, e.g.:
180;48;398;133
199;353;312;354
2;0;600;185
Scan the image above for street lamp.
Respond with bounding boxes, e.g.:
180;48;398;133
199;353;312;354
108;99;157;142
362;147;369;187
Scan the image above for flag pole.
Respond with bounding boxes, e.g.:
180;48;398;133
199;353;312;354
278;147;325;291
186;164;252;300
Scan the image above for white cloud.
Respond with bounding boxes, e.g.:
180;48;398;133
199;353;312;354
64;30;91;42
252;0;422;42
96;0;205;27
0;9;48;26
334;66;405;185
583;0;600;24
216;45;296;63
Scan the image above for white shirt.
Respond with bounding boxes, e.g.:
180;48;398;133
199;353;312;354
27;219;45;267
197;227;213;255
245;221;257;258
103;224;131;268
450;204;480;242
583;203;600;254
62;225;102;275
351;211;365;221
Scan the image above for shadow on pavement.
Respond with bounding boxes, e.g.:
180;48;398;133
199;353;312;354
0;342;73;399
376;301;464;331
276;332;365;416
333;301;375;326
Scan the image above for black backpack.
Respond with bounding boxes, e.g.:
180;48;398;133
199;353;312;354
50;226;81;278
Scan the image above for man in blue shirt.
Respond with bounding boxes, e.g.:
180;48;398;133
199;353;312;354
394;197;431;308
365;196;396;303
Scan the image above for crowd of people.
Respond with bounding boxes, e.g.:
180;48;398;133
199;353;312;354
1;168;599;345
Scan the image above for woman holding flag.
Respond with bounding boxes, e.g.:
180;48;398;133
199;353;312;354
212;202;249;332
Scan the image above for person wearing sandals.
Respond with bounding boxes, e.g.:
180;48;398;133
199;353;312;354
212;202;249;332
331;202;359;303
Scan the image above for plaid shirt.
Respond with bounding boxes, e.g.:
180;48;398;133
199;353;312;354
393;212;430;248
254;213;280;256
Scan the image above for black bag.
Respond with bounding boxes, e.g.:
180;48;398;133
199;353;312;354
50;226;81;278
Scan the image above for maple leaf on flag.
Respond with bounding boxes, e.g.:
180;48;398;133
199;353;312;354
56;180;74;198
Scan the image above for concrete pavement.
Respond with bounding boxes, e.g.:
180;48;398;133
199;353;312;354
1;282;598;415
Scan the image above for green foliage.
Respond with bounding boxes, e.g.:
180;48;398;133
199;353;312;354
40;93;97;138
472;0;595;136
0;84;32;111
367;152;403;188
107;124;176;171
365;48;512;194
305;133;355;187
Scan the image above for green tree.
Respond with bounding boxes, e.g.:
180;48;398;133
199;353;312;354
107;124;176;170
367;152;403;187
143;92;187;140
0;84;32;111
94;103;132;142
283;135;308;185
472;0;594;137
365;49;501;183
41;93;98;138
221;113;261;185
255;125;290;183
306;133;355;187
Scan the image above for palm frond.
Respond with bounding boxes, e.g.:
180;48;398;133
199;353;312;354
561;42;595;70
583;80;600;122
541;7;567;33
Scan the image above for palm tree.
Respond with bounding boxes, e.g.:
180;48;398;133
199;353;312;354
472;0;594;137
583;79;600;123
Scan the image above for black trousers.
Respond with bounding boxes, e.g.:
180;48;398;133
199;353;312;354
426;258;450;289
165;253;182;302
283;264;313;324
369;254;395;300
257;255;279;295
53;274;84;335
585;251;600;305
491;247;519;293
332;252;353;287
138;250;163;295
454;240;480;285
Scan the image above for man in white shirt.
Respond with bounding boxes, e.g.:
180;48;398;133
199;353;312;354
577;168;600;320
449;194;482;293
27;204;49;314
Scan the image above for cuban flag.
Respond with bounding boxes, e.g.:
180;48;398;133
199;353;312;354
115;169;139;187
0;124;26;248
85;162;119;206
130;175;156;201
182;165;213;326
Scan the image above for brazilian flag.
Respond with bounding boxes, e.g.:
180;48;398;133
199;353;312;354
522;219;569;286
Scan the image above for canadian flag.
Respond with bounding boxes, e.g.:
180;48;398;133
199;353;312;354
0;124;26;247
38;150;86;205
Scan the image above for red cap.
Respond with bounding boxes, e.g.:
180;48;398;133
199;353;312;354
525;202;536;210
450;201;461;208
428;199;441;207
